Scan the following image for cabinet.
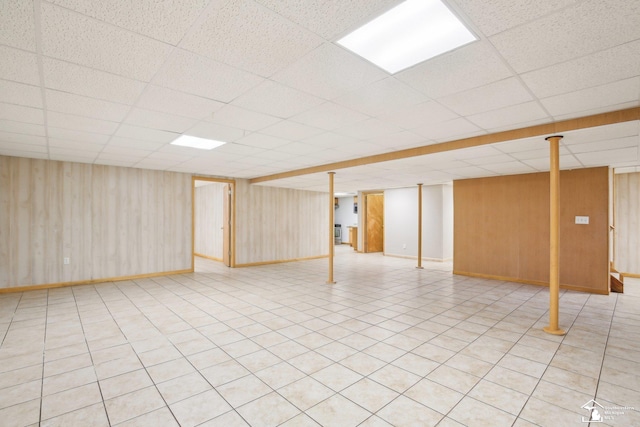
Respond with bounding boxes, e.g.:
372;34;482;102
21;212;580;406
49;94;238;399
349;227;358;251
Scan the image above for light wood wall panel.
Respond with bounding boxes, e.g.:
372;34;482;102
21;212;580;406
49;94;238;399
0;156;192;289
615;172;640;273
235;180;328;265
454;167;609;293
194;182;225;259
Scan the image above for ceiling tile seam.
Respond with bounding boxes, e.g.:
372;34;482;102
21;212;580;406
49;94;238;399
32;0;52;161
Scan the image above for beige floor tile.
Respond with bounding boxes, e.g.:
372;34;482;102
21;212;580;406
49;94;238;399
99;368;153;400
306;394;371;427
146;357;195;384
41;382;102;420
484;365;539;395
392;353;439;376
44;353;93;377
95;356;144;380
519;397;583;426
156;372;212;404
137;345;183;367
278;377;334;411
287;351;333;375
339;352;386;376
279;413;322;427
115;406;178;427
41;403;108;427
368;364;421;393
170;389;232;427
363;342;406;363
220;339;263;359
200;410;249;426
255;361;306;389
426;365;480;394
445;353;493;377
0;364;42;390
42;366;97;396
311;363;363;392
341;378;398;412
404;378;464;414
104;385;166;425
315;341;358;362
0;379;41;409
237;392;300;427
411;342;456;363
187;348;232;370
377;395;443;427
269;340;310;360
358;415;393;427
450;396;516;426
0;398;40;427
468;379;529;415
531;380;593;414
217;374;272;407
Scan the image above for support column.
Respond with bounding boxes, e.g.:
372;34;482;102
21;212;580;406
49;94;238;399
327;172;336;284
544;135;565;335
417;183;424;269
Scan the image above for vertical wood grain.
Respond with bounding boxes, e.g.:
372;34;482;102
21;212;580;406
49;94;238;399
0;155;192;288
615;172;640;273
454;167;609;293
366;194;384;253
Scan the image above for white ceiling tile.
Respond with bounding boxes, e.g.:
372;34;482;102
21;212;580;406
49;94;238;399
367;131;427;150
153;49;264;103
301;132;362;150
521;40;640;99
550;102;640;123
567;136;638;154
91;144;150;157
0;80;42;108
211;142;265;157
0;131;46;145
115;124;178;143
275;142;326;156
0;120;44;136
334;77;428;116
232;80;324;118
462;153;515;166
137;85;224;120
0;143;47;156
107;136;165;151
467;101;549;130
187;121;245;142
49;153;97;163
446;165;497;179
397;41;514;99
451;146;508;160
93;156;138;168
272;42;386;100
335;118;403;140
125;108;198;133
0;103;43;125
509;146;570;161
49;142;102;155
0;0;36;51
260;121;323;141
541;78;640;119
47;111;118;135
291;102;370;131
379;101;458;130
455;0;576;37
521;155;583;171
333;141;389;156
48;127;110;144
437;77;533;116
576;147;638;166
413;118;483;141
479;162;537;175
180;0;323;77
0;46;39;85
45;89;130;122
255;0;400;39
235;133;291;150
41;3;173;81
209;105;281;131
490;0;640;73
561;122;639;145
495;137;548;153
48;0;210;45
43;58;146;104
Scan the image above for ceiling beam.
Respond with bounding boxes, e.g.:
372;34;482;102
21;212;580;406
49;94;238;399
249;106;640;184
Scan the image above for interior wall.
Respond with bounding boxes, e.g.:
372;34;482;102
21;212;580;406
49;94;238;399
615;171;640;273
234;180;328;265
0;156;192;289
194;182;225;260
453;167;609;293
335;196;357;243
384;184;453;261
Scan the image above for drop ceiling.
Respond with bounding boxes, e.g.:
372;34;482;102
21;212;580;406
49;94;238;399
1;0;639;193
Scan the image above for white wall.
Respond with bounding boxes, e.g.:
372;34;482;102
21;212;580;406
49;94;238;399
384;184;453;261
335;196;358;243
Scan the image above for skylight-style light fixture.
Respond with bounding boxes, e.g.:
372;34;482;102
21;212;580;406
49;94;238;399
337;0;476;74
170;135;227;150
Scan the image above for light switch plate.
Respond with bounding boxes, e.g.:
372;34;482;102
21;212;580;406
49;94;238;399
575;216;589;225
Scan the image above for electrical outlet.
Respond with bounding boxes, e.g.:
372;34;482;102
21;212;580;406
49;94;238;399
64;257;70;265
402;243;406;249
575;216;589;225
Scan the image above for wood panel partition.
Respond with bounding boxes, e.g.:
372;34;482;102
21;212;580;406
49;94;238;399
454;167;609;294
615;172;640;275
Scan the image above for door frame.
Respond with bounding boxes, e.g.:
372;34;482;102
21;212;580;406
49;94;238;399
361;190;384;253
192;176;236;269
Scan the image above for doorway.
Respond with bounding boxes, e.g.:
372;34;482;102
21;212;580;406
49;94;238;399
364;192;384;253
192;177;235;270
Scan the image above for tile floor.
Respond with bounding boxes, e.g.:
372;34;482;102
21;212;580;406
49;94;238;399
1;246;639;426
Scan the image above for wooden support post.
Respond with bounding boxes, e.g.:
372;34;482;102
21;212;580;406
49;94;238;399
417;183;424;269
544;136;566;335
328;172;336;284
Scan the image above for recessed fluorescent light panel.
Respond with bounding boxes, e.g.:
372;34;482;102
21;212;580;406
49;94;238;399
170;135;226;150
337;0;476;74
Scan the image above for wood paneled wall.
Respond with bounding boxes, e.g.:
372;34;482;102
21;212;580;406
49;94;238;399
0;156;192;289
194;182;225;260
615;172;640;273
235;180;328;265
454;167;609;294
